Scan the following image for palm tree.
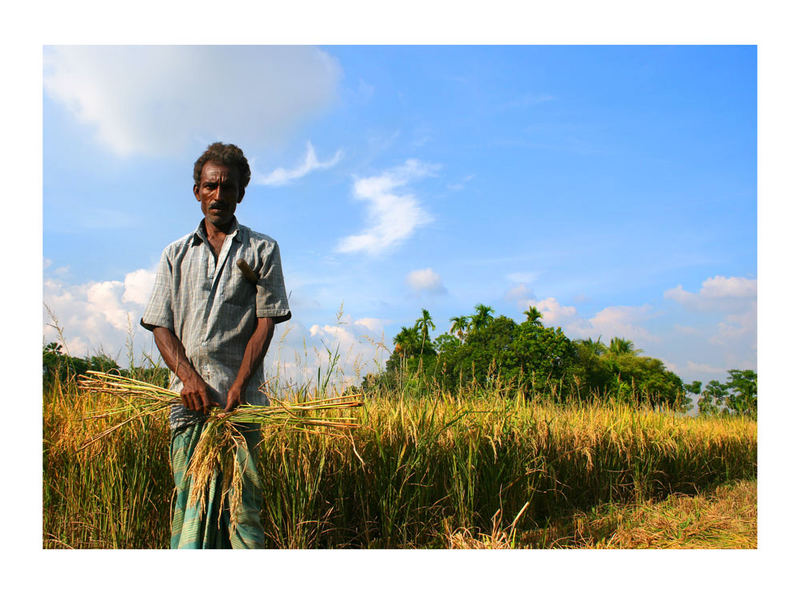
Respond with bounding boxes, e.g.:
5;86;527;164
414;308;436;354
578;336;607;355
608;337;642;356
470;303;495;331
524;305;544;326
393;326;420;356
449;315;470;342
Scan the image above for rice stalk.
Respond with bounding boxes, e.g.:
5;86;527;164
76;369;365;533
77;370;364;450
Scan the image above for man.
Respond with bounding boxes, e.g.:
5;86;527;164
140;142;291;548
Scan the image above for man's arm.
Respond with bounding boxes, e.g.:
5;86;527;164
152;326;215;415
225;316;276;412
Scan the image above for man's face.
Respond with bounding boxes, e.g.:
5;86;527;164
194;161;244;230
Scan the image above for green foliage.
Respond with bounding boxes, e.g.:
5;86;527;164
470;304;495;331
370;305;752;413
697;380;728;416
608;337;642;356
414;309;436;354
725;370;757;417
42;341;171;389
523;306;544;326
444;315;522;389
605;354;686;409
693;370;757;418
43;342;92;385
685;381;702;396
432;333;460;355
448;316;470;342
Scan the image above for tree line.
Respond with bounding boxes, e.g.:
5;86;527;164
361;304;757;416
42;303;757;417
42;342;170;388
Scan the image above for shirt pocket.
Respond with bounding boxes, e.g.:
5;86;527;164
225;271;257;309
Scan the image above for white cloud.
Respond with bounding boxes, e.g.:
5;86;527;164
86;280;129;331
122;268;156;305
663;359;680;374
337;159;437;255
664;275;756;310
514;290;655;345
583;305;657;344
529;297;579;327
508;285;580;328
287;317;389;388
354;318;384;332
406;268;446;294
42;266;390;390
505;284;531;302
665;275;757;352
43;267;159;360
710;302;757;348
44;46;341;157
254;141;343;186
687;361;727;375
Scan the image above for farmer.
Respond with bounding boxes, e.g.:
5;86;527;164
140;142;291;548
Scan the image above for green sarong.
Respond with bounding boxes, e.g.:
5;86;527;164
169;422;265;549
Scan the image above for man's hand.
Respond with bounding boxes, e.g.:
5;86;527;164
180;370;216;415
152;326;216;415
227;317;274;413
224;382;246;413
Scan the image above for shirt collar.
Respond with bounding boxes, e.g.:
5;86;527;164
191;216;244;246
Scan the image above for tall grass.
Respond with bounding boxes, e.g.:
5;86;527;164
43;374;172;548
43;365;756;548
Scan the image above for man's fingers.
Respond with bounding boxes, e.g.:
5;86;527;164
181;383;217;414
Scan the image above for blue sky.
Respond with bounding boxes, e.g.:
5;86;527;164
42;45;757;389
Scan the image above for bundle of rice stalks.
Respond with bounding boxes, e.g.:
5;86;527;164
77;370;365;530
77;370;363;451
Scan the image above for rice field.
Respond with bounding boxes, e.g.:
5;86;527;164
42;372;757;549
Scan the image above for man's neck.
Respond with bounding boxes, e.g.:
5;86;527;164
203;217;235;241
203;217;236;257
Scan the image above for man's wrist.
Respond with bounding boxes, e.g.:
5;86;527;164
176;361;201;385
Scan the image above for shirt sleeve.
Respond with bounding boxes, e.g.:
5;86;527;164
256;242;292;323
140;249;175;332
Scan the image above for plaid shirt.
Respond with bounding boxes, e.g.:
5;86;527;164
141;217;291;429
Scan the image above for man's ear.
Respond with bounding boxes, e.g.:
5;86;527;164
193;184;200;201
238;188;245;204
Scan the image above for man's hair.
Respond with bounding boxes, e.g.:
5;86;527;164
193;142;251;189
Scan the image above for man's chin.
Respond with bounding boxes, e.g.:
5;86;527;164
206;214;234;229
